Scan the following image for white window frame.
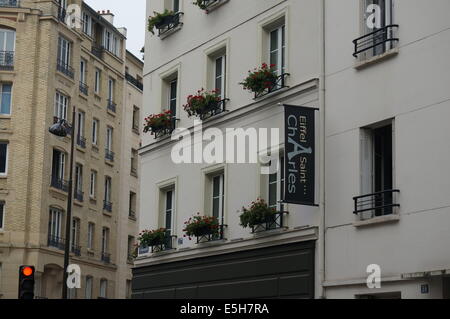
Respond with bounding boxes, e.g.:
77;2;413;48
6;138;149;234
108;78;114;102
85;276;93;299
211;173;224;223
87;223;94;250
267;155;285;211
57;36;71;67
49;208;63;238
54;92;68;120
0;83;12;116
101;227;109;254
0;28;15;52
164;189;175;235
214;55;226;100
70;217;80;248
80;59;86;84
75;164;83;193
92;119;99;145
77;111;85;138
269;24;286;77
82;12;92;36
89;170;97;198
0;201;5;230
0;142;8;176
99;279;107;298
94;69;101;94
104;176;112;203
106;126;113;151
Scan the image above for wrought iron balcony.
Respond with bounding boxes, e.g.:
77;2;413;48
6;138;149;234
198;98;229;121
74;189;84;202
79;82;88;95
77;135;86;148
101;252;111;264
156;12;183;37
197;0;227;11
57;5;66;23
48;235;65;250
353;24;399;58
57;59;74;78
196;224;227;244
105;149;115;162
51;177;69;192
107;99;116;113
0;51;14;70
151;117;178;139
0;0;19;7
71;243;81;256
103;200;112;212
251;212;289;234
125;73;143;91
150;235;176;253
353;189;400;220
91;45;104;59
254;73;290;99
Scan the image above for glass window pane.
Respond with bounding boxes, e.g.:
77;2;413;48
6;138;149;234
213;176;220;197
1;84;11;115
5;32;14;51
0;143;7;173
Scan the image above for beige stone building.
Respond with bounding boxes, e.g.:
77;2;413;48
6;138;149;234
0;0;142;299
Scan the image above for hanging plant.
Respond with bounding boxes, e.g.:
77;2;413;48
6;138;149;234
138;228;167;247
239;63;278;94
143;110;173;134
148;10;175;35
193;0;208;10
183;88;221;118
239;198;277;228
183;214;220;239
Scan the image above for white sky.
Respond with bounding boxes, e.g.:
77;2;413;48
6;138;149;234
84;0;146;60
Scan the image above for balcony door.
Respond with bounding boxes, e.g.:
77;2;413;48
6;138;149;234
363;0;393;57
0;29;15;67
48;208;63;240
269;25;285;78
52;149;65;182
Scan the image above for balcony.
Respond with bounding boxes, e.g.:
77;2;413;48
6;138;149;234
353;189;400;220
151;117;178;139
48;235;65;250
107;100;116;113
156;12;183;37
125;73;143;91
57;59;74;79
51;177;69;192
103;200;112;213
196;225;226;244
0;51;14;70
198;98;229;121
196;0;228;11
91;45;104;60
0;0;19;7
71;243;81;256
353;24;399;59
79;82;88;95
251;212;289;234
76;135;86;149
101;252;111;264
74;189;84;202
149;234;176;253
105;149;115;162
254;73;290;99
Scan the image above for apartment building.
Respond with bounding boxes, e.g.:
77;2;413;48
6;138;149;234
134;0;324;299
323;0;450;298
0;0;141;299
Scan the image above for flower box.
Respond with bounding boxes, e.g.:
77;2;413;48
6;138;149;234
240;63;279;95
183;89;222;119
183;214;220;241
240;198;278;229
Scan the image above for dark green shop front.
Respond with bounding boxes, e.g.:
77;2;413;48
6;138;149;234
132;241;315;299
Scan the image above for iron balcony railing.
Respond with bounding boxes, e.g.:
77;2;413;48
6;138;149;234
103;200;112;212
74;189;84;202
71;243;81;256
91;45;104;59
198;98;229;121
79;82;88;95
51;177;69;192
353;24;399;58
251;212;289;234
0;51;14;70
353;189;400;220
152;117;178;139
105;149;115;162
77;135;86;148
125;73;143;91
101;252;111;264
150;234;177;253
57;59;74;79
156;12;183;37
57;5;66;23
0;0;19;7
196;224;227;244
254;73;290;99
107;99;116;113
48;235;65;250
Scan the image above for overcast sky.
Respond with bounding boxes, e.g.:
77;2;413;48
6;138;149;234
85;0;146;60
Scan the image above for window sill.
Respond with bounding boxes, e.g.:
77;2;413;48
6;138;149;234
160;24;183;40
353;214;400;228
354;48;399;70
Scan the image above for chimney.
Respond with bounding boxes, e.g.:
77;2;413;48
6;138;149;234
99;10;114;25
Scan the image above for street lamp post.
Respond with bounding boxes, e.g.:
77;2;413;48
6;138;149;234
49;106;76;299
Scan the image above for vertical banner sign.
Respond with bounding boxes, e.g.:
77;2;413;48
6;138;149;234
284;105;317;206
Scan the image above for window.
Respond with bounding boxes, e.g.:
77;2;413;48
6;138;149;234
77;111;85;138
57;36;71;67
0;201;5;230
92;119;99;145
85;276;93;299
268;156;285;211
104;176;112;203
101;227;109;255
108;78;114;102
48;208;63;239
212;174;225;223
82;12;92;36
214;55;226;99
126;280;132;299
269;25;286;77
51;149;65;182
129;192;136;217
164;190;175;235
80;59;87;84
169;79;177;117
87;222;94;250
89;170;97;198
127;235;134;259
132;106;140;131
99;279;107;298
103;30;112;52
0;28;15;68
70;218;80;252
54;92;68;121
94;69;101;94
75;164;83;193
0;142;8;175
0;83;12;115
106;126;113;151
131;149;138;176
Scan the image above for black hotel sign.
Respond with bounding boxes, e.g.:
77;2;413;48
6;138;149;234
284;105;318;206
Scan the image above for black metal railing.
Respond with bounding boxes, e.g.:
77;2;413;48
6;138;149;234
198;98;229;121
157;12;183;37
77;135;86;148
51;177;69;192
48;235;65;250
197;0;227;10
107;100;116;113
105;149;115;162
0;0;20;7
57;6;66;23
353;189;400;219
254;73;290;99
91;45;104;59
125;73;143;91
0;51;14;70
150;235;176;253
79;82;88;95
196;225;227;244
71;243;81;256
251;212;288;234
353;24;399;58
57;59;74;78
152;117;178;139
103;200;112;212
74;189;84;202
101;252;111;264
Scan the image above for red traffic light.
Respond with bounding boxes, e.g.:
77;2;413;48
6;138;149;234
22;266;34;277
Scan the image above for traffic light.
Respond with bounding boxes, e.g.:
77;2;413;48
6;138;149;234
18;265;35;300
